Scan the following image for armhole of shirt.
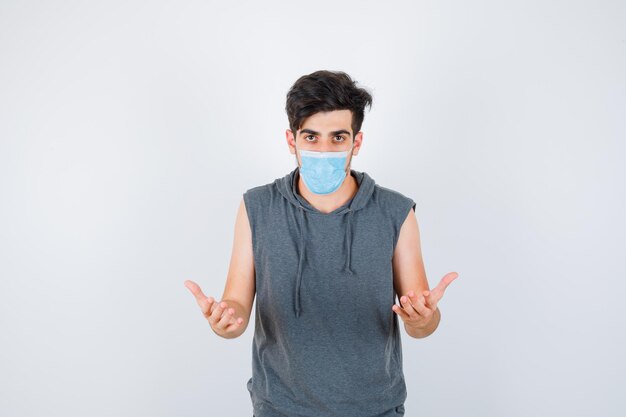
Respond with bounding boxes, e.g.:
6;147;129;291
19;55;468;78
242;190;256;250
392;197;416;251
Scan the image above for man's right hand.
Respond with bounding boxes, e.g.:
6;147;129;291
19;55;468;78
184;280;244;338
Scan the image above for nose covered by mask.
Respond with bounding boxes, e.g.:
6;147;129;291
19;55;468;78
296;143;354;195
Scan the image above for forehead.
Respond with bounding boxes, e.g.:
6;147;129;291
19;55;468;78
299;109;353;132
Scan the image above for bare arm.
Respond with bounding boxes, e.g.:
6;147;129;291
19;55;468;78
391;208;459;339
392;207;440;338
218;197;256;338
185;197;256;339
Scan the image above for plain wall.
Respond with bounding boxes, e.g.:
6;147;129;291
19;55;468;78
1;0;624;416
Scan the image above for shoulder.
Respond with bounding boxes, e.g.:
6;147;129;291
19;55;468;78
242;175;284;210
373;184;417;248
243;183;271;211
243;183;270;199
243;171;281;198
373;184;416;214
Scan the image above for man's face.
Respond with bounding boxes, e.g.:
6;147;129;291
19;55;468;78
286;109;362;167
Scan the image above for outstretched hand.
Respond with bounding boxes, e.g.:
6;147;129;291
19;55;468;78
392;272;459;330
184;280;244;336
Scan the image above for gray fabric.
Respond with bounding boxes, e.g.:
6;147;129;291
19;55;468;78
243;167;416;417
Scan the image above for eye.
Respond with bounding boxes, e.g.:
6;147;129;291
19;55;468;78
334;136;345;142
305;135;316;141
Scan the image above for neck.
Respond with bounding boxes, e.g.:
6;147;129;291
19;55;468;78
297;169;358;214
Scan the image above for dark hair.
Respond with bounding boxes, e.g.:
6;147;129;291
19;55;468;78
285;70;373;139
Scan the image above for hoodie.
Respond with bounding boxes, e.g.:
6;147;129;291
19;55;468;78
244;166;416;417
277;166;376;317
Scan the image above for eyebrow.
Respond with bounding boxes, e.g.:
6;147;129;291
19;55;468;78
299;128;351;137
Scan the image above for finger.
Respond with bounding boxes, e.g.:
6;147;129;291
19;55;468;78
408;290;432;311
392;303;411;321
216;306;243;331
183;280;218;317
200;295;216;317
421;290;437;310
400;295;419;319
208;301;227;326
184;280;210;304
410;292;431;316
431;272;459;301
215;307;235;330
223;314;244;332
226;317;244;331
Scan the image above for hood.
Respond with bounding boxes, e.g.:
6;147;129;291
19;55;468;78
276;166;376;318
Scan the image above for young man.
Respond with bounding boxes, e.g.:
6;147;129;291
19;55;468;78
185;70;459;417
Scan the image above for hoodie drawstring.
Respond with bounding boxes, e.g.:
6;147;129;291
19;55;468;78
344;208;354;275
294;204;355;318
295;205;306;317
285;167;374;318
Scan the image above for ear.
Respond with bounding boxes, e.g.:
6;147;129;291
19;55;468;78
352;131;363;156
286;129;296;154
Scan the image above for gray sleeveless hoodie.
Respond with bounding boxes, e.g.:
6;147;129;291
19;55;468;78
244;167;416;417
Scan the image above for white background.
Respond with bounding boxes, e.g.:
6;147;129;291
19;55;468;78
1;1;624;416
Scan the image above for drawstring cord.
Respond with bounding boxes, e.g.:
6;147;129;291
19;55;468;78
344;208;354;275
295;205;306;317
294;204;355;318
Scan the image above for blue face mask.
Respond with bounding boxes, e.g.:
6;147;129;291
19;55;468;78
296;143;354;195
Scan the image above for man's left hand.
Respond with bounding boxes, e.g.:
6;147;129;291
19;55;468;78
392;271;459;329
